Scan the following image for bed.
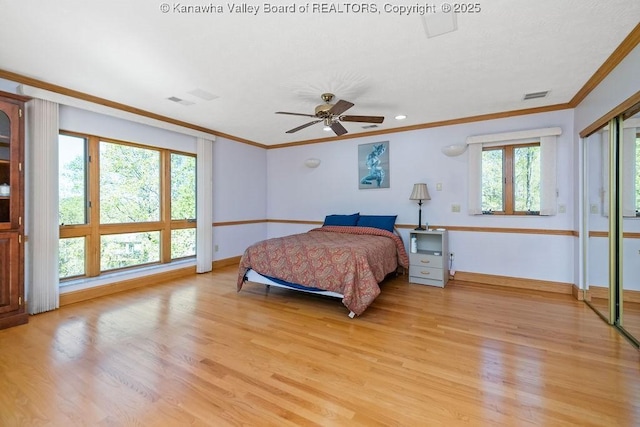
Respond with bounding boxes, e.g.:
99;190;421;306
237;215;409;317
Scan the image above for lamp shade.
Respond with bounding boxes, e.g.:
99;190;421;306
409;183;431;201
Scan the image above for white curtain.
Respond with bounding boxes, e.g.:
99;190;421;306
196;137;214;273
26;99;60;314
467;143;483;215
539;135;558;216
467;127;561;215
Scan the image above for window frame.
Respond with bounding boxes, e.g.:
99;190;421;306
482;142;541;216
467;127;560;217
58;131;197;281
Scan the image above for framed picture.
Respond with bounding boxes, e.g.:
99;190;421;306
358;141;390;189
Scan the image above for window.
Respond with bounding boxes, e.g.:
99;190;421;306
58;134;88;225
482;143;541;215
59;237;86;279
170;153;196;259
99;142;160;224
467;127;560;216
58;132;197;281
101;231;161;271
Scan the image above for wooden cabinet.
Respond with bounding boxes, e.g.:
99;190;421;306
0;91;27;329
409;229;449;287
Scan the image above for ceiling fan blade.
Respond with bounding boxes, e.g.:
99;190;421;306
286;120;322;133
340;115;385;124
330;121;348;136
328;100;354;116
276;111;317;118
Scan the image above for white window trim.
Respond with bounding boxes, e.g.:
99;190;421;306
467;127;562;216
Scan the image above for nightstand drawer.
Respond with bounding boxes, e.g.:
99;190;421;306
409;265;445;287
409;265;442;279
409;253;443;268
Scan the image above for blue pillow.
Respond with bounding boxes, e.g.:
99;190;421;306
323;213;360;227
357;215;397;232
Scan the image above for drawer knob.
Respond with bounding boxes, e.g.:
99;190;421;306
420;260;430;264
421;271;430;275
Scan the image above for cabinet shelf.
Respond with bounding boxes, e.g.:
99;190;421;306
415;249;442;256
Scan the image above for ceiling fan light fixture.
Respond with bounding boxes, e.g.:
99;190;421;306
316;104;333;116
323;126;332;132
276;93;384;136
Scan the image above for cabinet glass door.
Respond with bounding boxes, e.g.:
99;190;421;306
0;107;11;224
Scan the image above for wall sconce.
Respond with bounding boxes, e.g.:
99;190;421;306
441;144;467;157
304;158;321;168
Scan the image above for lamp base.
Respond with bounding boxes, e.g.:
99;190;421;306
414;226;426;231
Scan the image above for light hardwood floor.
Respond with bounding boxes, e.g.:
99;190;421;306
1;266;639;426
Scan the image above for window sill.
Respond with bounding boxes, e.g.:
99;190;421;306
59;258;196;293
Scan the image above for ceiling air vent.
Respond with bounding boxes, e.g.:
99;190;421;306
523;91;549;100
167;96;195;106
188;88;218;101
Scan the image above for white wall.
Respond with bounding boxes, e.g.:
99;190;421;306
267;109;576;284
60;105;196;151
212;137;267;259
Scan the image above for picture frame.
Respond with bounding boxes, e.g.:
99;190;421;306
358;141;390;189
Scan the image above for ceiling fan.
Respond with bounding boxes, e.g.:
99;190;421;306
276;93;384;136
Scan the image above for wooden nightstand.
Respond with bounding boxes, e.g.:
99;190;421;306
409;229;449;287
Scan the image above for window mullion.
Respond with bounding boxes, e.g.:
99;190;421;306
161;150;172;263
87;136;101;277
504;145;514;214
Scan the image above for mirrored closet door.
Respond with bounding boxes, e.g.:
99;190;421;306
620;107;640;344
584;128;611;323
583;98;640;348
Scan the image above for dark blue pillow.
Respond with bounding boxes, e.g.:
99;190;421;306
323;213;360;226
357;215;397;232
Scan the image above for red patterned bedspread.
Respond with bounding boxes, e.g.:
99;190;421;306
237;226;409;315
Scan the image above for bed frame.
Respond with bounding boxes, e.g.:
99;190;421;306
244;269;356;318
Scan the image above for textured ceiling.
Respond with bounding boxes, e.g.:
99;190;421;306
0;0;639;145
